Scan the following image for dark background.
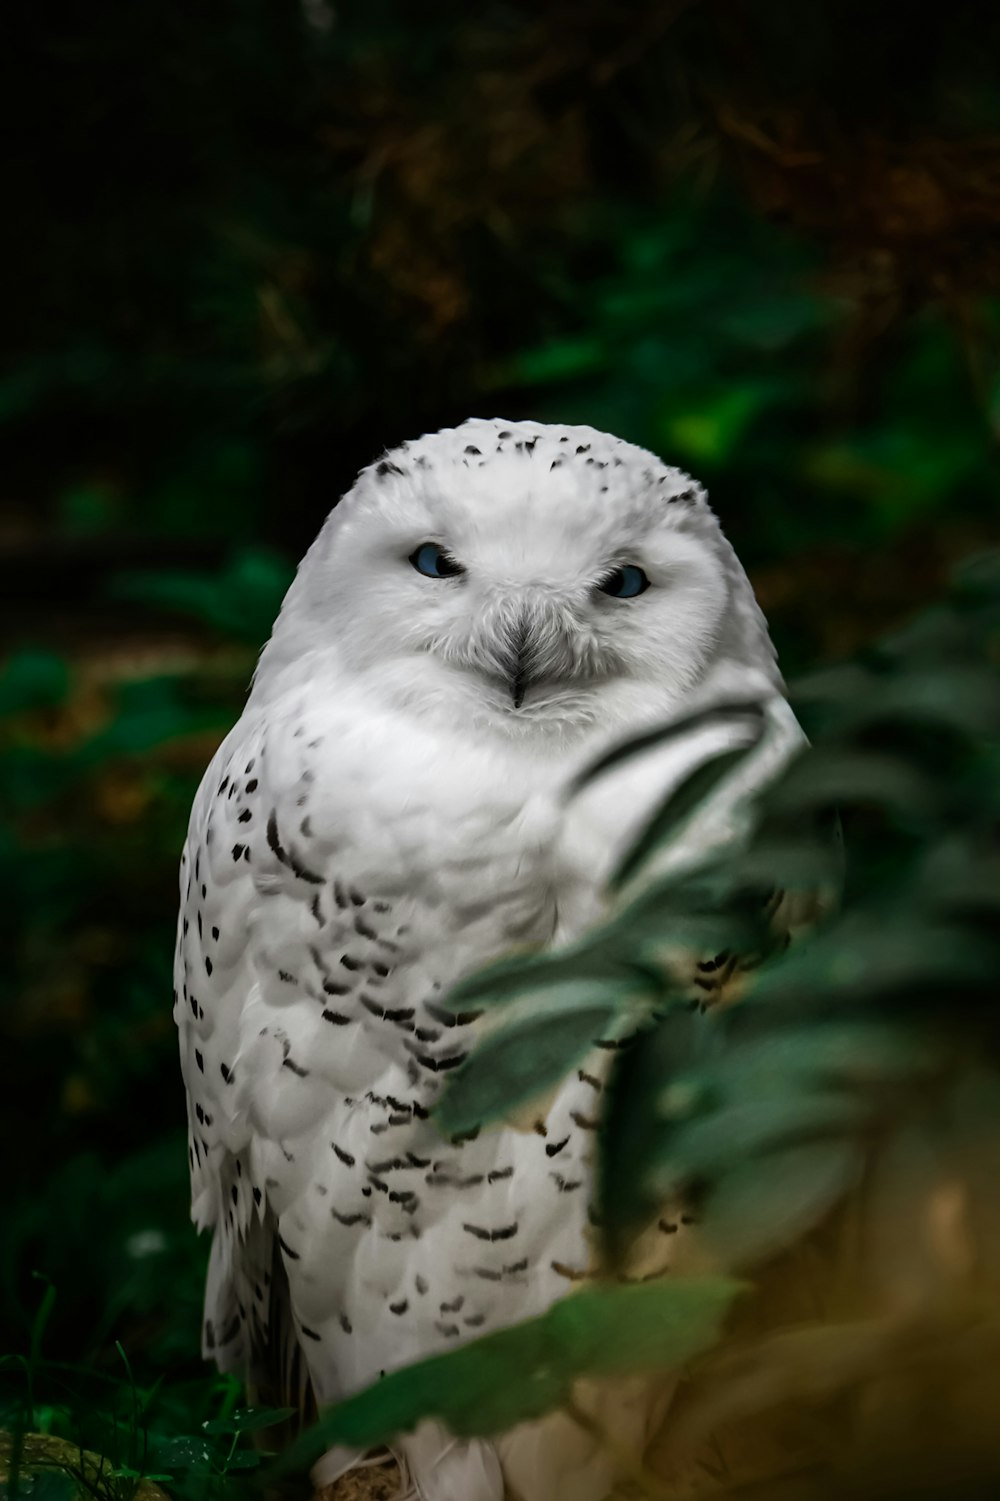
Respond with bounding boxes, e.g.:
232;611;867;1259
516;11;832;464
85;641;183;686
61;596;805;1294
2;0;999;1453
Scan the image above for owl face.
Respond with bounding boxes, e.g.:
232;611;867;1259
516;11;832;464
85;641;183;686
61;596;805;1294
262;421;744;744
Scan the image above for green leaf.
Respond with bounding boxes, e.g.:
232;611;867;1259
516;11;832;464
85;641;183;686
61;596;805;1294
651;1090;874;1193
567;700;767;797
665;1021;944;1105
0;651;70;715
693;1140;862;1269
761;749;938;823
110;547;293;645
436;983;643;1135
598;1007;710;1260
443;933;648;1011
743;917;995;1010
201;1406;296;1435
613;742;763;888
275;1278;741;1469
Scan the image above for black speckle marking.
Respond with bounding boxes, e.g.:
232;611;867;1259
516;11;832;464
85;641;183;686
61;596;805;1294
266;810;323;884
278;969;297;984
252;1187;262;1206
376;460;404;478
390;1298;409;1315
340;954;363;972
570;1110;599;1131
545;1135;570;1158
551;1172;583;1192
435;1321;460;1337
362;998;415;1024
462;1221;518;1242
220;1062;233;1083
464;1313;486;1328
195;1050;204;1073
464;444;481;455
415;1274;429;1295
332;1209;371;1227
211;925;219;941
322;1009;351;1025
415;1049;467;1073
504;1258;529;1275
425;1002;483;1028
277;1235;300;1260
340;1312;353;1333
440;1295;464;1312
282;1057;309;1077
576;443;590;454
301;1325;322;1341
238;809;252;824
488;1166;514;1183
333;1143;355;1166
231;843;245;862
658;1219;678;1234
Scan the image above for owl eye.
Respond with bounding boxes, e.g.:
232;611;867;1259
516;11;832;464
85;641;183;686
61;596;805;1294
409;543;465;579
598;565;649;598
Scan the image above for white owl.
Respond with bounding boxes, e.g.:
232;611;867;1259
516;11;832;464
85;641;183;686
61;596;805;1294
174;418;803;1500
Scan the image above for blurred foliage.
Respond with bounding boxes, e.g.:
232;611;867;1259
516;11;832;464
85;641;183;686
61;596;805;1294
317;552;1000;1493
3;0;1000;1496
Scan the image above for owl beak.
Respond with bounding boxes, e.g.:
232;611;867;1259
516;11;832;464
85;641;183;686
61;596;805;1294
507;616;533;710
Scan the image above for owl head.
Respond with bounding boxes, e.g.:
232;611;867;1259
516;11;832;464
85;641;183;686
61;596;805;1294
255;419;779;744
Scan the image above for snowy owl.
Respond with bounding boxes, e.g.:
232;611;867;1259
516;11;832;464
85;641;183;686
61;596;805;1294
174;418;802;1500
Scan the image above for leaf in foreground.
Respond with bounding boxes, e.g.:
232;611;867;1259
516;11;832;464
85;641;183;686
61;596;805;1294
274;1278;741;1472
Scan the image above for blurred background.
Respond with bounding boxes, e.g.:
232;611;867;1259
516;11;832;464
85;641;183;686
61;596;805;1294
2;0;999;1478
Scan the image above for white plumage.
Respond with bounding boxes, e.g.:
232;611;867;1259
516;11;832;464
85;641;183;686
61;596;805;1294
174;418;800;1499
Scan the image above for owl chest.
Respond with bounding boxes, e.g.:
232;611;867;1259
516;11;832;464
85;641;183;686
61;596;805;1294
330;768;565;960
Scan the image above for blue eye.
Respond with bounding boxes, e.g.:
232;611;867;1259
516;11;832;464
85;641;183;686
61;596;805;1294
409;543;465;579
598;565;649;598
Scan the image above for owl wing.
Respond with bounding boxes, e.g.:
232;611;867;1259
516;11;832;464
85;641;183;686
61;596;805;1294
175;710;290;1389
176;686;607;1426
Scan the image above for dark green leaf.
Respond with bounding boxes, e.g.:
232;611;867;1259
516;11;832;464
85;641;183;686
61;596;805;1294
436;983;643;1135
693;1140;862;1269
567;701;766;798
201;1406;296;1435
599;1007;711;1260
275;1278;741;1469
651;1090;874;1193
613;742;763;888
